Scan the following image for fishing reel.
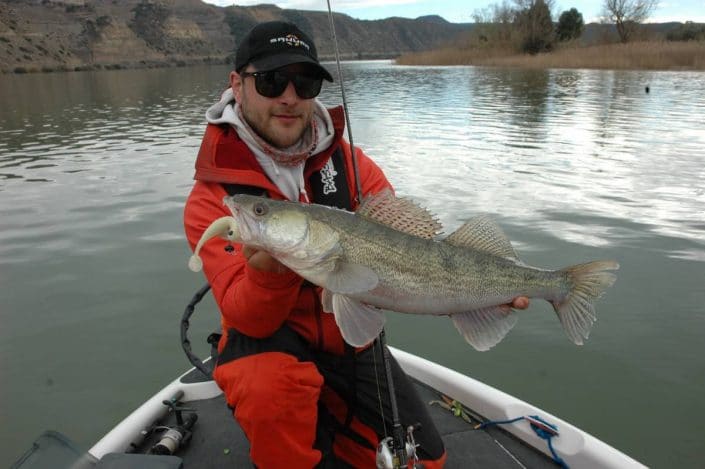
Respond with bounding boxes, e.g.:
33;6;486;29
150;399;198;455
376;424;420;469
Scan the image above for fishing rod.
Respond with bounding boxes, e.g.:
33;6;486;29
377;330;416;469
324;3;416;468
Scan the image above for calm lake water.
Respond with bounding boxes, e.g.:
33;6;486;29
1;61;704;467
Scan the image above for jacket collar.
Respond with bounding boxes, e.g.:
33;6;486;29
194;105;347;195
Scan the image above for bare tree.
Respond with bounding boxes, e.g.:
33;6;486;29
471;1;515;44
602;0;658;43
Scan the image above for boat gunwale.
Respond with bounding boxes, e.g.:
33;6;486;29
88;348;645;468
390;347;645;469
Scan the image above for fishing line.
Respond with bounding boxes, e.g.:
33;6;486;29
372;339;389;438
326;0;389;444
324;0;363;205
324;3;409;466
324;0;389;438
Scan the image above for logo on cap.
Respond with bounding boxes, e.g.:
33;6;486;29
270;34;311;50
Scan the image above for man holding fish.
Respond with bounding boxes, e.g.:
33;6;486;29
185;20;606;469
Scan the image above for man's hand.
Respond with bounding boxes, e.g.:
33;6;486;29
242;246;290;274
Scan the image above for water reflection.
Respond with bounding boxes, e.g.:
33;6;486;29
493;68;551;128
1;62;705;468
0;67;227;183
338;64;703;255
1;63;703;252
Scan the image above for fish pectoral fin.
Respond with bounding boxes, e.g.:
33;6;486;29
332;294;386;347
325;262;379;294
321;289;334;313
444;216;520;261
451;306;518;351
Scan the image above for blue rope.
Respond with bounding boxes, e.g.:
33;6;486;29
476;416;526;427
476;415;569;469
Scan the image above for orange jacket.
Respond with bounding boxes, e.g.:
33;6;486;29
184;105;392;356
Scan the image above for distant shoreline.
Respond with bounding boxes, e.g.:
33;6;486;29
0;56;229;75
4;41;703;74
0;53;400;75
396;41;705;71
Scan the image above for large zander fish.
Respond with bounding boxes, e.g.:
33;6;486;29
189;192;618;351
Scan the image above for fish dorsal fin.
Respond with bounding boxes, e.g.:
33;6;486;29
445;215;519;260
356;190;442;239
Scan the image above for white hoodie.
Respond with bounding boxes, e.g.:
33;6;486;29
204;88;336;202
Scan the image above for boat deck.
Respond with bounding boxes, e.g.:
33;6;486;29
14;347;644;469
129;367;559;468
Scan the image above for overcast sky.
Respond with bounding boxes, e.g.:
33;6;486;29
202;1;705;24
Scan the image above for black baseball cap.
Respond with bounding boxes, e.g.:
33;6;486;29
235;21;333;82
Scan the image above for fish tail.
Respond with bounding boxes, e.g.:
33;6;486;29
552;260;619;345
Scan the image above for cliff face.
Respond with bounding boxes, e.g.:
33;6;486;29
0;0;473;72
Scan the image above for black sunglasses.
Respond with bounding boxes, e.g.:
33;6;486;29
240;70;323;99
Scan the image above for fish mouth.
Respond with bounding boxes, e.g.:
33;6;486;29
226;200;257;244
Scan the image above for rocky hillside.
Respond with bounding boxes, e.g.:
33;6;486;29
0;0;473;73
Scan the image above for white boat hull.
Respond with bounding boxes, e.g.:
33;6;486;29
88;347;645;468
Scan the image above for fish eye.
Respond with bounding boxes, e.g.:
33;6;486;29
253;203;268;216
